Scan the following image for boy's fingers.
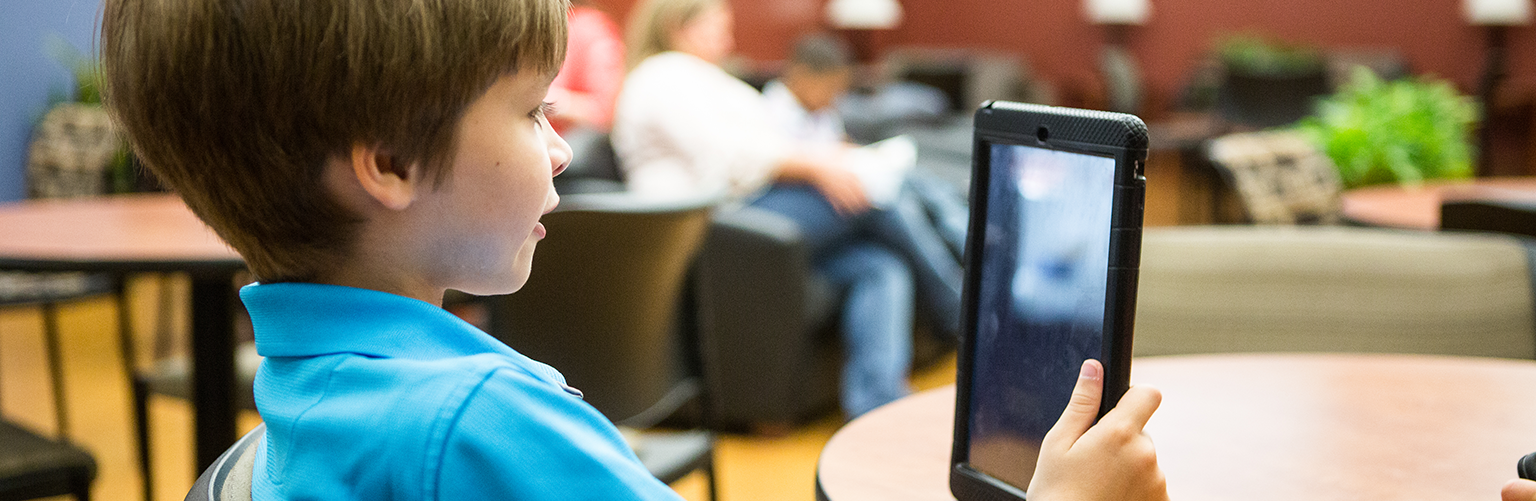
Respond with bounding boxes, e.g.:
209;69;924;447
1503;479;1536;501
1041;359;1105;452
1097;385;1163;432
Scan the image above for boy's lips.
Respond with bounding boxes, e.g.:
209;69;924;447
535;194;559;239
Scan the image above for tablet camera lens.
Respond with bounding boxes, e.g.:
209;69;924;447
1036;126;1050;143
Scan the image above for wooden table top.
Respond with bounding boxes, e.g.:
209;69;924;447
0;193;242;271
1339;177;1536;230
816;353;1536;501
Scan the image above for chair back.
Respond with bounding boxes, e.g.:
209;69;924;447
1441;198;1536;239
486;192;714;425
185;424;263;501
1133;226;1536;359
1206;130;1343;224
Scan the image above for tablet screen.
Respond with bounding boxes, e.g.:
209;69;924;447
964;141;1117;490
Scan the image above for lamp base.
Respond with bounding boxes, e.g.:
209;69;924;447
1477;25;1509;177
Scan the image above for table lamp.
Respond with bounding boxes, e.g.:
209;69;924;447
825;0;903;62
1086;0;1150;113
1086;0;1150;25
1465;0;1531;175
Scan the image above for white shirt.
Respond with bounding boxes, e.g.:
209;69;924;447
761;79;847;152
612;52;789;202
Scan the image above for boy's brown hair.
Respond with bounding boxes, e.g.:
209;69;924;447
101;0;569;282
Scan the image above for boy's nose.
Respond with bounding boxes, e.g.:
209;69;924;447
549;132;572;177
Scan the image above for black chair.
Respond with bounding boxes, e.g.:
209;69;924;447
1441;199;1536;239
0;273;104;501
480;191;718;497
28;101;182;501
184;424;262;501
125;280;258;501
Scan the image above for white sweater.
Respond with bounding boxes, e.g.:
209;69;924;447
612;52;789;202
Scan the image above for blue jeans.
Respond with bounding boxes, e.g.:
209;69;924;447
867;181;965;339
750;185;914;417
819;243;914;417
904;169;970;260
751;179;967;339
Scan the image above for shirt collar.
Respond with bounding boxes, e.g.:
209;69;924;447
243;282;512;360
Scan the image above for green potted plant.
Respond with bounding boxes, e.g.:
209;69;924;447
1218;35;1325;77
1296;67;1478;188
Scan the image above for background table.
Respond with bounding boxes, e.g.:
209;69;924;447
0;194;246;470
816;353;1536;501
1340;177;1536;229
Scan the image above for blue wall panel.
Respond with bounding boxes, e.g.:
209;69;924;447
0;1;103;202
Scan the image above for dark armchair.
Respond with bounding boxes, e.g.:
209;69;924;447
690;205;846;429
556;132;848;429
557;132;954;430
479;191;718;497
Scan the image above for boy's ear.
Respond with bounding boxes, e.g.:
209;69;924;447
348;143;419;211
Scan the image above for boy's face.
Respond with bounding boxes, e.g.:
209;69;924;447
785;67;852;112
414;70;571;296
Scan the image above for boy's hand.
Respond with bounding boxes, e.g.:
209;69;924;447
809;165;870;216
1027;360;1169;501
1504;479;1536;501
776;154;871;216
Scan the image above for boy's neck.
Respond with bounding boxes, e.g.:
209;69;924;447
315;264;445;306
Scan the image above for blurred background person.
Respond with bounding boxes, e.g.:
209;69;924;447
761;32;971;339
546;0;625;133
614;0;916;418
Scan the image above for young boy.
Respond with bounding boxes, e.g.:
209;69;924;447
101;0;1165;499
101;0;676;498
761;34;856;150
762;33;972;337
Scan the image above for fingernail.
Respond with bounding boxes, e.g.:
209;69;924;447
1080;360;1101;381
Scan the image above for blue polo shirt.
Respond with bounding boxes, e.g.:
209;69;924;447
243;282;681;500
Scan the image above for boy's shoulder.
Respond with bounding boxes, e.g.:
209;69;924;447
246;281;580;421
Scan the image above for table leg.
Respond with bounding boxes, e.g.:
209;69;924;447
190;271;237;471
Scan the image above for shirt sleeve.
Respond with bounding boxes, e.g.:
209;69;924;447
435;367;683;501
575;13;624;130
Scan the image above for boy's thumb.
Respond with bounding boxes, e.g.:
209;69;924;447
1041;359;1104;452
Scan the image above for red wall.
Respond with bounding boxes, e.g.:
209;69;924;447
591;0;1535;113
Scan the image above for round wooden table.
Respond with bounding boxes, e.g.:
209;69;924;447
1339;178;1536;229
816;353;1536;501
0;194;246;471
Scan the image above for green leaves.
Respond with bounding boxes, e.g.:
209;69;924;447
1297;67;1478;188
44;34;103;105
1218;35;1324;77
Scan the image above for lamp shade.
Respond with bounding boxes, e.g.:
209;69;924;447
826;0;903;30
1086;0;1151;24
1465;0;1532;25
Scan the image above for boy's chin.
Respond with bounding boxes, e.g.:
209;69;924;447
451;275;529;297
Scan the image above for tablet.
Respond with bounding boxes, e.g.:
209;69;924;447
950;101;1147;500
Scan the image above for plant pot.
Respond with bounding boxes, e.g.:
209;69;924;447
27;103;121;199
1215;69;1332;129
